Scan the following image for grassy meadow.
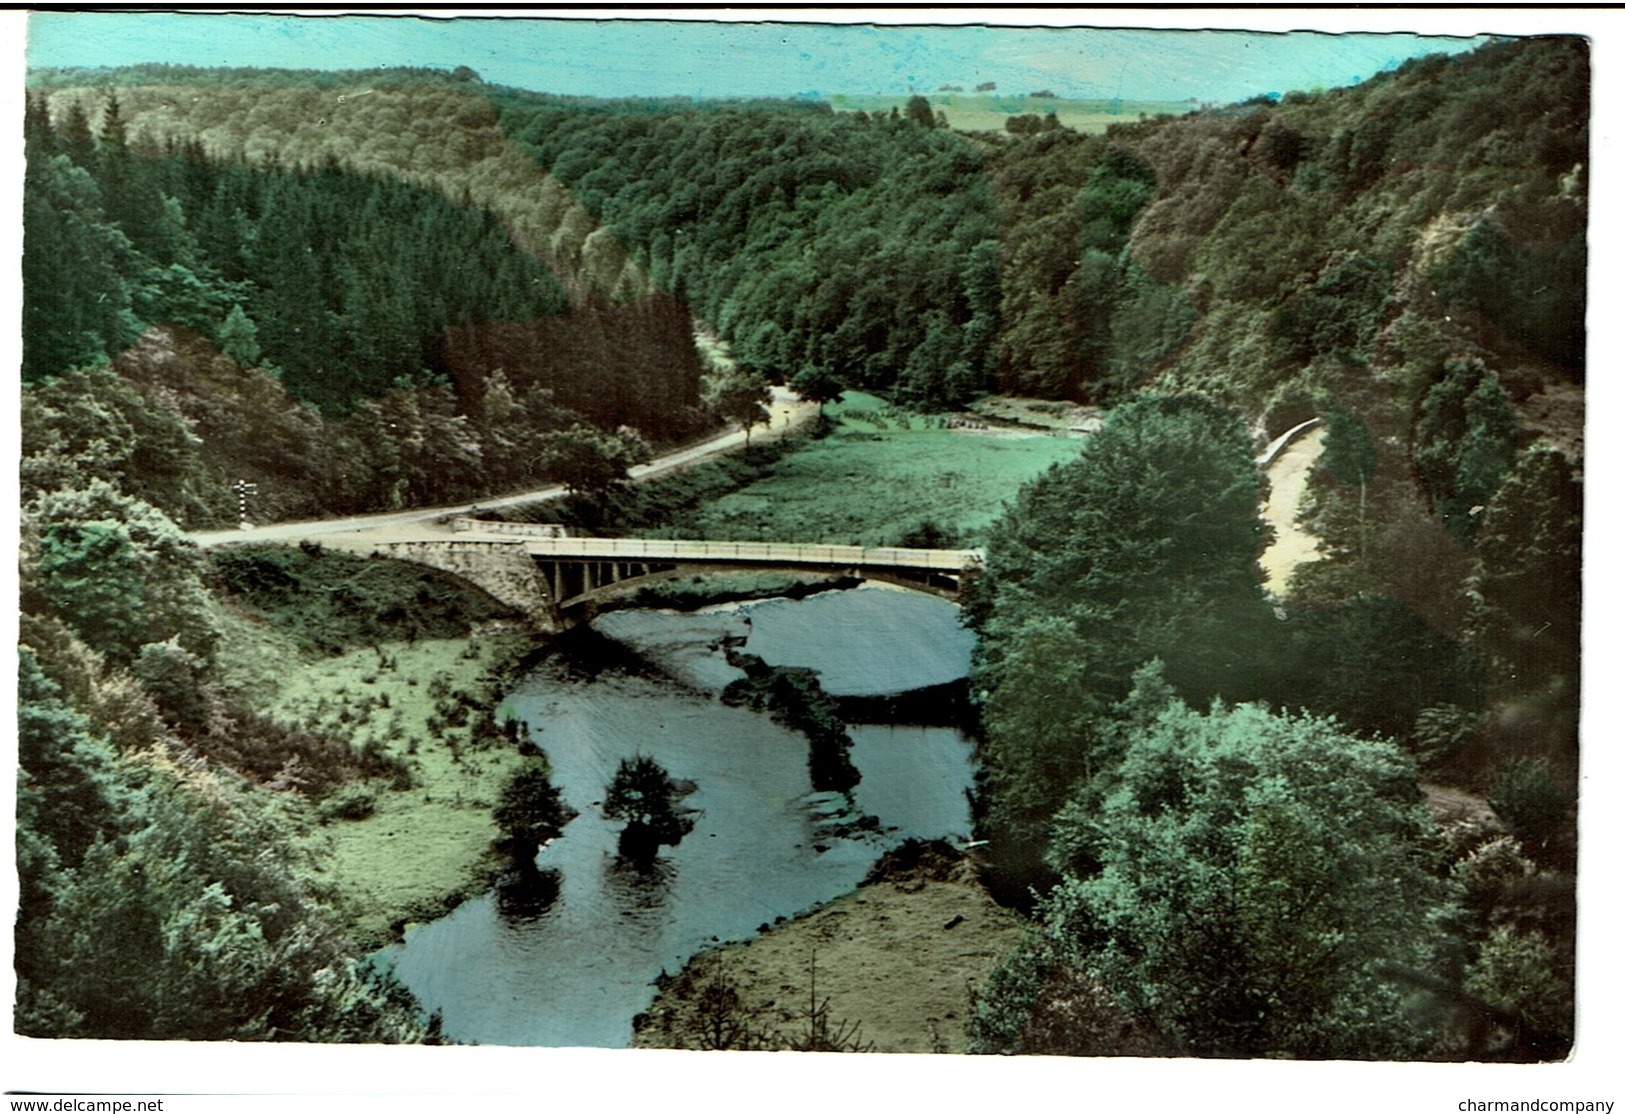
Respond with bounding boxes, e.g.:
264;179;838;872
266;634;535;947
645;392;1085;548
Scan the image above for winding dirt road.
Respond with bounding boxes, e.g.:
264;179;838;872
1259;424;1328;597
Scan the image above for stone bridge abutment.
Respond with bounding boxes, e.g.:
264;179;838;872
371;538;562;628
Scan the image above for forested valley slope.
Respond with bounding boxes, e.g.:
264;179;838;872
18;36;1584;1056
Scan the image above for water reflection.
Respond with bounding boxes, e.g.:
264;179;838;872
605;853;676;926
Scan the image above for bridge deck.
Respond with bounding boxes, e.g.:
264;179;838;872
508;534;983;572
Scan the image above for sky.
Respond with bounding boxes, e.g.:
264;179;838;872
25;10;1501;105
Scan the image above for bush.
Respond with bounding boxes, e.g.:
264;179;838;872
968;939;1166;1056
493;760;575;859
1463;925;1573;1059
133;638;210;736
1490;757;1572;869
1412;703;1478;772
603;754;696;863
1451;835;1536;913
210;546;512;652
318;781;379;823
896;519;958;549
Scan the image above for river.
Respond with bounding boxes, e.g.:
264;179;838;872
380;587;979;1047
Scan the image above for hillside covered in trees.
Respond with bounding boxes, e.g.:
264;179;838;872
18;35;1585;1057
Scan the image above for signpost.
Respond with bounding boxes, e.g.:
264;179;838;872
234;480;259;530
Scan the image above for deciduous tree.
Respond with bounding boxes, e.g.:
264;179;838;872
603;754;696;864
1415;358;1518;545
1465;444;1581;693
968;395;1271;882
532;423;652;501
702;366;773;445
975;690;1460;1059
493;759;575;863
27;480;219;665
789;365;845;415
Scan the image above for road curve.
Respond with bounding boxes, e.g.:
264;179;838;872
190;387;816;549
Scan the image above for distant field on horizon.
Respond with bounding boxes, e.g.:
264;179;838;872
827;92;1196;133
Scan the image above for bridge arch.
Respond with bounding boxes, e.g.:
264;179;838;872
546;559;964;616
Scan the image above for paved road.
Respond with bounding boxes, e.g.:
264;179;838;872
191;387;816;549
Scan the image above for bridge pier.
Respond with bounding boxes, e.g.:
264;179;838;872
538;556;681;615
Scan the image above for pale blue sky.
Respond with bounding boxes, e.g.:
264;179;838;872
27;12;1493;104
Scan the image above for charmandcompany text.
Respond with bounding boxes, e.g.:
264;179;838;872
1460;1103;1612;1113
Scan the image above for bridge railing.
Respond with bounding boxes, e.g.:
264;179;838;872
516;535;983;571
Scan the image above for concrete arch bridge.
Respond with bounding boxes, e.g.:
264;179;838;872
316;518;983;628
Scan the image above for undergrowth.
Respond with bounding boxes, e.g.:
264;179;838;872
210;544;514;653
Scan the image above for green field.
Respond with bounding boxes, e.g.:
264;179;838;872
647;392;1085;549
827;92;1194;133
268;635;535;947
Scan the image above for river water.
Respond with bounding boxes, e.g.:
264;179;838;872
381;587;979;1047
